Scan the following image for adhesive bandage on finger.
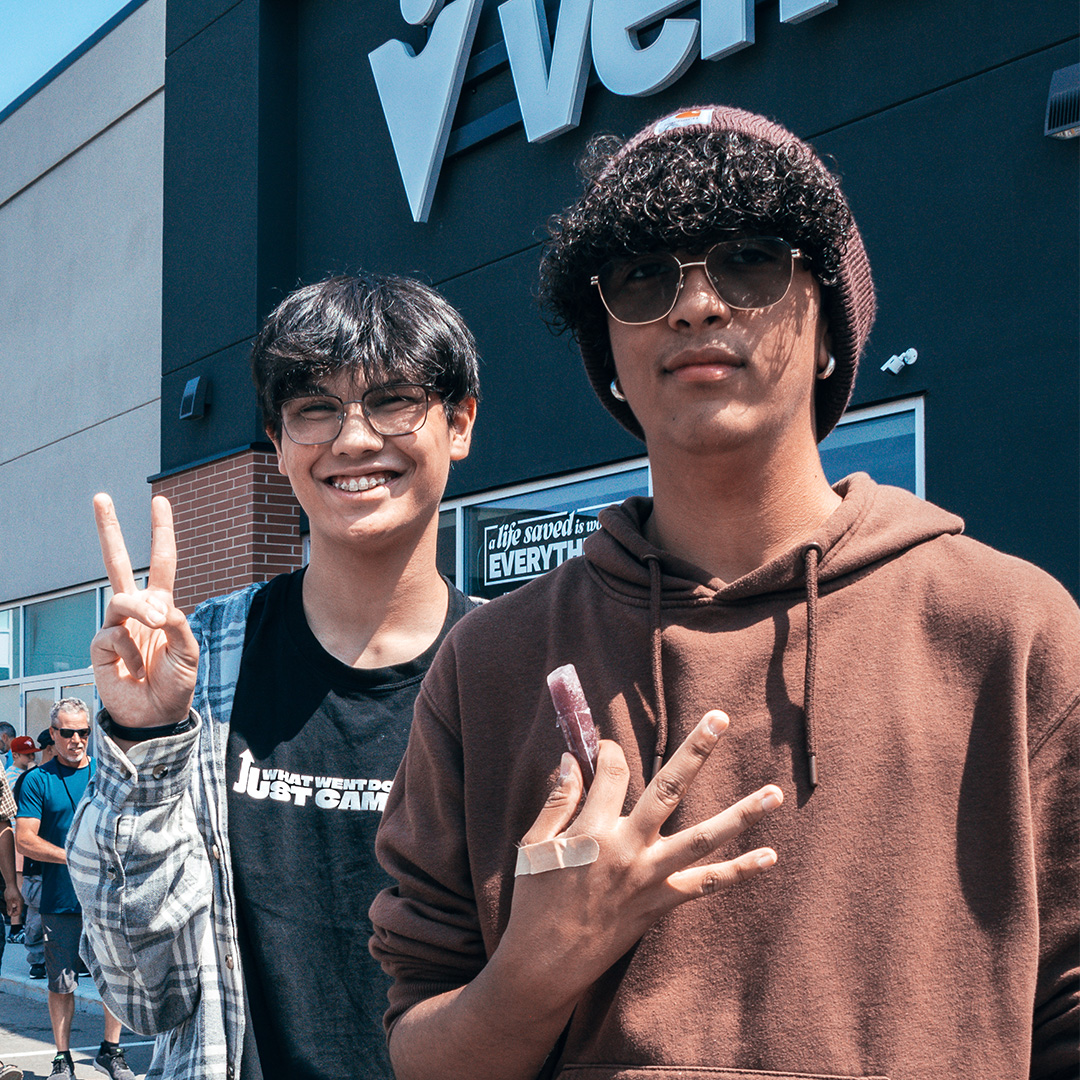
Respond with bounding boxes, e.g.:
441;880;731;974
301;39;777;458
514;835;600;876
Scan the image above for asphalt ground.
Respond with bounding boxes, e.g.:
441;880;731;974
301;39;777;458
0;939;153;1079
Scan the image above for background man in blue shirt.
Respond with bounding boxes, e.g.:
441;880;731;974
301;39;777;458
16;699;135;1080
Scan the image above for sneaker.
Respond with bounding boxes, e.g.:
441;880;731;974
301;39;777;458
48;1057;72;1078
0;1061;24;1080
6;929;23;944
29;963;47;978
94;1047;135;1080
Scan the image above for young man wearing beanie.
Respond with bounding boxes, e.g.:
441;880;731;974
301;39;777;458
370;106;1079;1080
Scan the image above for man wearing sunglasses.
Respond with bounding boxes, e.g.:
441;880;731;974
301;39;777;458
370;106;1078;1080
15;699;136;1079
67;274;479;1080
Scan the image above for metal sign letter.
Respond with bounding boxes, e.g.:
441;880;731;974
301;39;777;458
499;0;593;143
700;0;754;61
779;0;837;24
591;0;699;97
368;0;484;222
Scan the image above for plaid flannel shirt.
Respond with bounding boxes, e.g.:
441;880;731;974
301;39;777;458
68;583;264;1080
0;771;16;820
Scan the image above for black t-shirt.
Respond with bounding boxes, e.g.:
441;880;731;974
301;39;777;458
227;569;475;1080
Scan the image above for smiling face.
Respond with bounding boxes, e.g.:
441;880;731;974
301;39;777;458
270;369;475;557
606;247;831;465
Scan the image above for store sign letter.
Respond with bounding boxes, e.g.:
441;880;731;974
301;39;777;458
499;0;592;142
591;0;698;97
372;0;839;221
369;0;484;223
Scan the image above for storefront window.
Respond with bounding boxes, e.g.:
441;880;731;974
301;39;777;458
24;687;57;743
0;608;19;680
437;399;922;601
24;591;97;676
0;685;19;737
437;508;457;582
820;398;923;497
459;465;649;600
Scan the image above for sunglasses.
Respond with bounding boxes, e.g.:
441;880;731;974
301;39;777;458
592;237;806;325
53;727;90;739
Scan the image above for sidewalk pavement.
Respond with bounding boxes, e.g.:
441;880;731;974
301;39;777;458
1;938;105;1016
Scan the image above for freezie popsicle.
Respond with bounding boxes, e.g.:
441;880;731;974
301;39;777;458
546;663;599;790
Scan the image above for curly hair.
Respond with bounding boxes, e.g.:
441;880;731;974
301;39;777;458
538;127;855;377
252;273;481;439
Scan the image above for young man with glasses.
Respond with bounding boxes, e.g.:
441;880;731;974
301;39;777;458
15;700;136;1079
67;274;479;1080
369;106;1079;1080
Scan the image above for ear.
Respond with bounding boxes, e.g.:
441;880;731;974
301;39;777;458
447;397;477;462
267;426;289;477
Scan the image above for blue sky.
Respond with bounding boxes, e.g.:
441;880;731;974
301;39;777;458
0;0;130;113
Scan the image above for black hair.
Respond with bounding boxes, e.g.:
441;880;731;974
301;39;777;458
252;272;481;438
538;129;854;372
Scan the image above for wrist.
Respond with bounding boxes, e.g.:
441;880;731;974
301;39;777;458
98;707;196;744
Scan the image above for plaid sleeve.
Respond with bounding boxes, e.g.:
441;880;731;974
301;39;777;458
0;772;16;820
68;720;214;1035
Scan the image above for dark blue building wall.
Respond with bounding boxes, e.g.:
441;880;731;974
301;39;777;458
159;0;1079;596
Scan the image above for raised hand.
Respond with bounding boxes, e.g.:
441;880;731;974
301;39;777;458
503;711;781;999
91;494;199;728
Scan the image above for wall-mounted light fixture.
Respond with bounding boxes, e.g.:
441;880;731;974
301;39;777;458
1045;64;1079;139
179;375;211;419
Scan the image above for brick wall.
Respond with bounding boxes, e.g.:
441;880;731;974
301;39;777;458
153;450;303;611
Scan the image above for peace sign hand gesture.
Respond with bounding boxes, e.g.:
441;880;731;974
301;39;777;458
91;494;200;729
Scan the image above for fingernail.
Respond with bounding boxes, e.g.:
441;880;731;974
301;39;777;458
760;790;782;811
756;851;777;869
558;753;573;783
705;711;728;737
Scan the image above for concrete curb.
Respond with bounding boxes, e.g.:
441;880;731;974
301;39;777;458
1;941;104;1017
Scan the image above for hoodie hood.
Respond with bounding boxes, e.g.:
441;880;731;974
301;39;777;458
582;473;964;786
586;473;964;603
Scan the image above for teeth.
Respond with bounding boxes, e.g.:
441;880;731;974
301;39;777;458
331;475;390;492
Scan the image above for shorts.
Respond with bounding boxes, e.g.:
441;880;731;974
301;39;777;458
42;911;83;994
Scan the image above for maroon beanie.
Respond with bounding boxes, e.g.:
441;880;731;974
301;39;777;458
581;105;876;443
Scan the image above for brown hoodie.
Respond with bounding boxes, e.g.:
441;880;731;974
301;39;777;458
371;474;1079;1080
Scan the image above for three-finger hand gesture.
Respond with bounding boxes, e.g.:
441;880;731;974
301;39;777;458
91;494;199;728
503;711;781;1001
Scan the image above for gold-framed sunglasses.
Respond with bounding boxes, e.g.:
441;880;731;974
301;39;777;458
592;237;806;325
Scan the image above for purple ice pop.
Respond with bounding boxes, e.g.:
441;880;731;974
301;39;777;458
547;663;599;790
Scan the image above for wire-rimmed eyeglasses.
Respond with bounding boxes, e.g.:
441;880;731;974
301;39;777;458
280;383;434;445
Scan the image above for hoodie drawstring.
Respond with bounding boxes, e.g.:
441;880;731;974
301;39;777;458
642;553;668;781
640;544;823;790
802;543;823;790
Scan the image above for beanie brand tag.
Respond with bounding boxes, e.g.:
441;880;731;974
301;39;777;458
653;108;714;135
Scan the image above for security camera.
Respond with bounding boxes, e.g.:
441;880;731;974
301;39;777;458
881;348;917;375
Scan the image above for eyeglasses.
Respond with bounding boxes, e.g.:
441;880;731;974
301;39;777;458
53;726;90;740
591;237;806;325
280;383;434;445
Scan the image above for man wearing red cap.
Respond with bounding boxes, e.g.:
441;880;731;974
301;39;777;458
370;106;1079;1080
